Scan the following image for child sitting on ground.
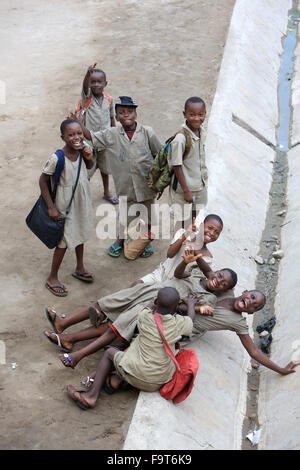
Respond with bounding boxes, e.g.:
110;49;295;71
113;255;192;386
79;63;118;204
168;97;208;230
77;95;162;259
66;287;196;410
39;119;94;297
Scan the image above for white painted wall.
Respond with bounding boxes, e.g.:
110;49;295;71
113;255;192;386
124;0;292;450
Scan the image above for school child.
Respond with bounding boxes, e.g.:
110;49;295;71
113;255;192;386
168;96;208;229
78;95;162;258
80;63;118;204
43;259;237;368
66;287;196;410
130;213;223;287
40;119;94;297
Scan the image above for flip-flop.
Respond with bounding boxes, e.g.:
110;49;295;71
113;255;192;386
80;376;95;388
139;247;154;258
45;282;68;297
45;307;59;334
67;385;91;410
72;271;94;283
102;195;119;205
107;244;123;258
43;330;72;353
61;353;75;369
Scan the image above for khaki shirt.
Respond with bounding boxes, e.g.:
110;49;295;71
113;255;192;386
168;122;208;193
193;306;249;336
116;307;193;385
91;122;161;202
81;90;114;132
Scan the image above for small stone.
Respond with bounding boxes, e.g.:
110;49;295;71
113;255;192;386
259;330;269;337
254;256;264;265
277;210;286;216
249;413;257;420
272;250;284;259
251;362;259;369
268;257;276;265
250;386;258;391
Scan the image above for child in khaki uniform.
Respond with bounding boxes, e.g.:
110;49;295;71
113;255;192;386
79;96;162;258
80;64;118;204
168;97;208;229
66;287;195;410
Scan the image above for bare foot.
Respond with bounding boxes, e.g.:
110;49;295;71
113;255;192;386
67;385;96;409
43;330;73;352
59;352;78;368
45;307;65;334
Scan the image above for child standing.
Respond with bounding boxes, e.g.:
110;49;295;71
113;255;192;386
66;287;195;410
79;63;118;204
40;119;94;297
168;97;208;229
79;95;162;258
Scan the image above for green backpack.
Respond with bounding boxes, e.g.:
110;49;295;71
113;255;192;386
146;128;192;194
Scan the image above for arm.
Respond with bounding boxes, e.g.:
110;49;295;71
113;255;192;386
83;63;97;95
39;173;60;221
239;334;300;375
196;256;214;279
174;247;202;279
167;217;197;258
173;165;193;203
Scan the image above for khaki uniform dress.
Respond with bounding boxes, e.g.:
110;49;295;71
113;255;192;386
168;123;208;222
113;307;193;392
91;123;161;232
42;153;93;250
192;306;249;337
81;90;114;176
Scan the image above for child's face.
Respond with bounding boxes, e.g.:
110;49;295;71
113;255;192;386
234;290;265;314
61;122;84;151
183;102;206;132
203;219;222;244
206;270;232;294
116;106;137;129
90;71;107;96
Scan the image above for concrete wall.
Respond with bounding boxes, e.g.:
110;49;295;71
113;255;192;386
124;0;291;450
258;15;300;451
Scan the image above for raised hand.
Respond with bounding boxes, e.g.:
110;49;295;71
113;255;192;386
181;247;202;264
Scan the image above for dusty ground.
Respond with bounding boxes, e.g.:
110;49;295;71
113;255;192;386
0;0;235;450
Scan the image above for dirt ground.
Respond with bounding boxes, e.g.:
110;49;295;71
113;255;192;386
0;0;235;450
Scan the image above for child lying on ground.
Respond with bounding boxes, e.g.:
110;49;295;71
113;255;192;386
66;287;196;410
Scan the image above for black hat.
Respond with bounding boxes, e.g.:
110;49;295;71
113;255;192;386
115;96;138;108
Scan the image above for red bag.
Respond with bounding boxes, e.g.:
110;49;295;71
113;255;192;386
153;313;199;404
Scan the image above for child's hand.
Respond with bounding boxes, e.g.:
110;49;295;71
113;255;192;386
82;145;93;161
182;247;202;264
66;111;78;120
87;63;97;74
48;206;60;221
280;360;300;375
198;305;214;317
183;189;193;203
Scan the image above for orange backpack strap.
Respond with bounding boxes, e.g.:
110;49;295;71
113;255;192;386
103;92;111;109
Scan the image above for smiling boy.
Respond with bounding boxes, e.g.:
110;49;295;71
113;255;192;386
80;64;118;203
79;95;162;258
168;97;208;229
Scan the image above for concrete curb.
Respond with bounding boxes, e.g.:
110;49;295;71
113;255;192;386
124;0;290;450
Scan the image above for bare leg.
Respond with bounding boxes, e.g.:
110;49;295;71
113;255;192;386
73;244;94;281
44;322;109;351
59;327;126;368
45;303;106;334
67;348;118;409
101;172;111;199
46;247;68;295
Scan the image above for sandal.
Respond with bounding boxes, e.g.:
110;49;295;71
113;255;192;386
45;307;59;334
45;282;68;297
80;376;95;388
103;374;132;394
107;243;123;258
88;306;108;328
67;385;91;410
43;330;72;353
103;195;119;205
61;353;75;369
140;247;154;258
72;271;94;283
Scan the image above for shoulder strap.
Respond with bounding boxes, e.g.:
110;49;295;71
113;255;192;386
65;153;82;215
153;313;181;371
54;150;65;185
178;128;193;160
103;92;111;108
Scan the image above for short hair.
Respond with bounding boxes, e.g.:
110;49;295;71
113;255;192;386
157;287;180;308
222;268;238;288
184;96;206;111
91;68;107;81
204;214;223;228
60;118;80;135
251;290;266;309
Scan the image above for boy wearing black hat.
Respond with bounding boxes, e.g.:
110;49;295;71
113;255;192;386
79;96;162;258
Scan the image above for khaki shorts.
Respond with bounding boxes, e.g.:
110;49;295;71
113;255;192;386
169;188;207;223
87;150;111;178
113;351;162;392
